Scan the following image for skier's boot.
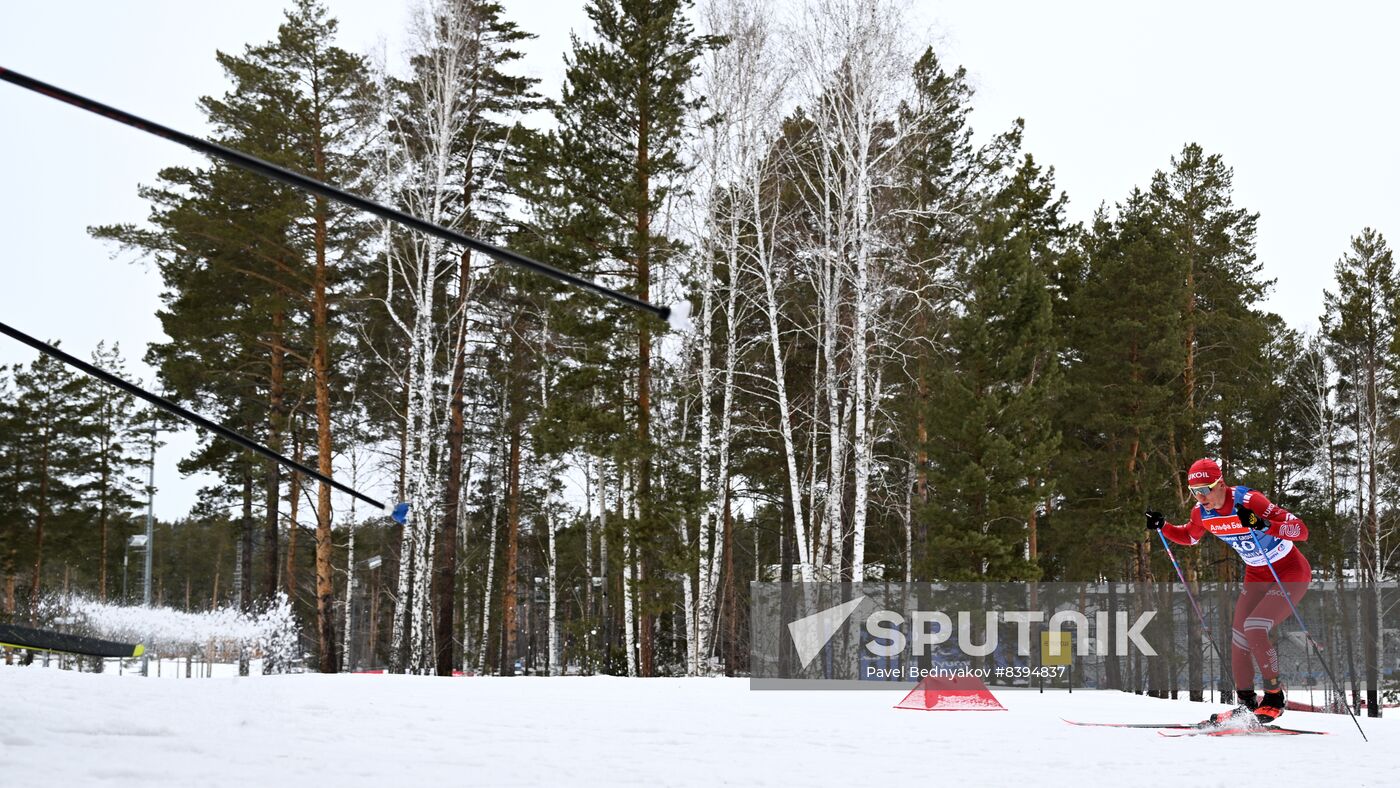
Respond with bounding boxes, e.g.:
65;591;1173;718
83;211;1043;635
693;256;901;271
1254;682;1285;724
1206;689;1260;727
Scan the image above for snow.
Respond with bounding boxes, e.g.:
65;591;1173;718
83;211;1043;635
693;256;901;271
36;594;300;664
2;665;1395;787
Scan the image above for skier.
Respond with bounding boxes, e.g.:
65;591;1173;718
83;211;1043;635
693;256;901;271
1145;457;1311;724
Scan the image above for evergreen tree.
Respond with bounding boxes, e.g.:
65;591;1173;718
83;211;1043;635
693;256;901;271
892;48;1013;576
71;342;145;601
93;148;295;621
250;0;377;673
0;367;23;618
1322;227;1397;717
553;0;715;675
95;0;375;671
1054;195;1183;582
1148;143;1266;490
920;155;1066;580
12;348;87;613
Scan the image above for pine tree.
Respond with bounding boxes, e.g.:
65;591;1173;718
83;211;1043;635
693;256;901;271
893;47;1005;577
92;78;308;619
920;155;1066;580
1054;195;1183;582
0;367;24;619
1148;143;1265;493
94;0;375;671
71;342;145;601
553;0;714;675
93;148;295;622
1322;227;1397;717
12;348;87;614
257;0;377;673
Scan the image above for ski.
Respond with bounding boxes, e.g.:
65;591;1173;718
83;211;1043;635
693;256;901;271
1062;719;1196;729
1158;725;1328;738
0;623;145;659
1065;718;1327;737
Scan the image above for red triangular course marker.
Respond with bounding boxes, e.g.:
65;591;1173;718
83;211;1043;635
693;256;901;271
894;674;1006;711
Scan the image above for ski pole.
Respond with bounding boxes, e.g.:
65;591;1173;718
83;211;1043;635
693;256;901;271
1261;547;1368;741
1154;529;1232;688
0;66;676;326
0;319;405;522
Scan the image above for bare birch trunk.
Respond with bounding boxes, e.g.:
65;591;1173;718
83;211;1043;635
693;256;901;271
342;472;357;673
622;469;638;678
754;193;812;582
384;1;490;672
477;436;502;674
547;505;559;676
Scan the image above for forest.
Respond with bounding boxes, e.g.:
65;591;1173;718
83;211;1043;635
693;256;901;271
0;0;1394;685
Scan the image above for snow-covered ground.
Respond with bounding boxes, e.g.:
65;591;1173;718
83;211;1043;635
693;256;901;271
2;664;1394;787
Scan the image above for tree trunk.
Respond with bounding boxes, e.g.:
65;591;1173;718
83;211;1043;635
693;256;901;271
597;458;611;674
312;180;338;673
722;491;737;676
286;425;302;601
547;506;559;676
478;489;499;675
622;469;638;677
435;249;472;676
241;465;254;613
635;70;655;679
850;216;871;583
500;415;522;676
263;309;286;603
98;451;110;601
342;502;357;673
477;433;502;675
30;429;50;617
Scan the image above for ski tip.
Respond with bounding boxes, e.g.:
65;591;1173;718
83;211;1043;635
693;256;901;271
389;501;409;525
132;643;145;658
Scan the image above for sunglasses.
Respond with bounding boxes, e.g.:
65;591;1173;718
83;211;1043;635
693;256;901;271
1189;478;1221;496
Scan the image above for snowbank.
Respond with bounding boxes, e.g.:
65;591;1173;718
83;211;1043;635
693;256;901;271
32;593;300;665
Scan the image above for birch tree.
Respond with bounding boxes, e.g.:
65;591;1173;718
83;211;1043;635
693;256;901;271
381;0;485;673
791;0;927;580
681;0;783;673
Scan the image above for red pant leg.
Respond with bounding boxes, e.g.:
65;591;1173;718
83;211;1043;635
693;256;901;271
1233;553;1310;688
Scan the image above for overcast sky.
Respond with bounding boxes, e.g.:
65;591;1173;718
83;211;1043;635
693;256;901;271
2;1;1396;518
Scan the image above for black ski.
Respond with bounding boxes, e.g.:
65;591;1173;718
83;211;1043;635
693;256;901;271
0;623;144;658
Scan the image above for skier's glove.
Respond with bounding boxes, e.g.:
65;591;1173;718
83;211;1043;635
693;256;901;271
1236;503;1267;531
1145;510;1165;530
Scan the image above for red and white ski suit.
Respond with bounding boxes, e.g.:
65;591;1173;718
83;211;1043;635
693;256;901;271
1161;487;1310;688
